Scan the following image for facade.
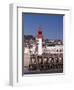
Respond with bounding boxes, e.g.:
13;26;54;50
44;45;63;54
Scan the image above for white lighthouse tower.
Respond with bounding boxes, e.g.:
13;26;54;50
36;30;43;55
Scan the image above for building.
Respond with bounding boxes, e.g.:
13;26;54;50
36;30;43;55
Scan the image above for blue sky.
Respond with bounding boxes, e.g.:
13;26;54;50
22;13;63;40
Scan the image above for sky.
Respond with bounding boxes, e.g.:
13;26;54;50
22;13;63;40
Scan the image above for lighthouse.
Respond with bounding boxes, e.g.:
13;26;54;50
36;30;43;55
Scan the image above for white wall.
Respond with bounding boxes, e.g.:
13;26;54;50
0;0;74;89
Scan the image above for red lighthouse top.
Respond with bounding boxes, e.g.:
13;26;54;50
37;30;43;38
